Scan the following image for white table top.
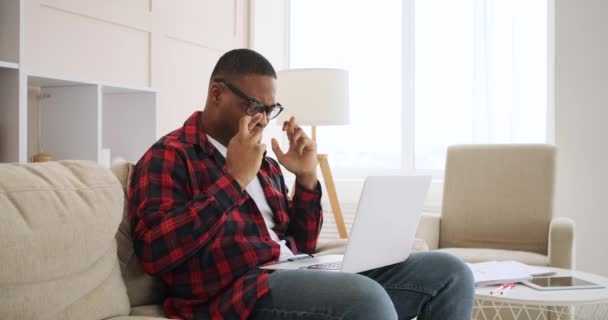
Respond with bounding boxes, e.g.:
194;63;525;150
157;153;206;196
475;267;608;306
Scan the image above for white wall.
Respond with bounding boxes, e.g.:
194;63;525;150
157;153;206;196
248;0;290;162
554;0;608;275
23;0;248;139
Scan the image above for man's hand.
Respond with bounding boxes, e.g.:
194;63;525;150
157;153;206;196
226;114;266;189
271;116;318;191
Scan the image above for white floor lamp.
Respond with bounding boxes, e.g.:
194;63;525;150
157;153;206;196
277;68;350;239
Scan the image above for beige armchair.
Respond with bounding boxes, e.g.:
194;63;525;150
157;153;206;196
416;144;575;269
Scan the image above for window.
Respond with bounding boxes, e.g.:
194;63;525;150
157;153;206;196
289;0;549;173
414;0;548;170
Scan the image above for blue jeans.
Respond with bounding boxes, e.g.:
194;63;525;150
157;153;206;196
250;252;475;320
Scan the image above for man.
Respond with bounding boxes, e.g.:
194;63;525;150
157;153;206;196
128;48;475;320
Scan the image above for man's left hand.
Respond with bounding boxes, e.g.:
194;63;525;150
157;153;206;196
271;116;318;191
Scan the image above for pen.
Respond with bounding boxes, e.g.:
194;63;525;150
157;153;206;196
500;283;516;295
490;283;508;295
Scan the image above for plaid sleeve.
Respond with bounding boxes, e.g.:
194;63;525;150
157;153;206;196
128;141;247;275
286;180;324;254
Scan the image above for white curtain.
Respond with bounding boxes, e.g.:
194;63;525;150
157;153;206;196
415;0;548;170
289;0;549;239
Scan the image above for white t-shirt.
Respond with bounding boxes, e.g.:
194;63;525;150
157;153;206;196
206;135;295;261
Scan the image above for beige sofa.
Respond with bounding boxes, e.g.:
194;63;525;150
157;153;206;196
1;160;167;319
0;160;354;319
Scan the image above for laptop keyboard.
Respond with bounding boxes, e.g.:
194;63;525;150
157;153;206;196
305;261;342;270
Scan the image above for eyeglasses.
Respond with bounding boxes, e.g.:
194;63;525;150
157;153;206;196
214;78;284;120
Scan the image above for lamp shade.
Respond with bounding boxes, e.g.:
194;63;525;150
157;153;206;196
277;68;349;126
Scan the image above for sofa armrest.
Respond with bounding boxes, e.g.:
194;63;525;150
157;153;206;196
548;217;575;269
416;213;441;250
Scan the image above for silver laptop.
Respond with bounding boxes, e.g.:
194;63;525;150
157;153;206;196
260;175;431;273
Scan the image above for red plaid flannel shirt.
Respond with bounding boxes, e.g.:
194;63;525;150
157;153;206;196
128;111;323;319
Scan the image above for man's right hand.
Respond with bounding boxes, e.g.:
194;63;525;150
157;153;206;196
226;114;266;189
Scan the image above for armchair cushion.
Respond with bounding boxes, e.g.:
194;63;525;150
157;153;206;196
314;238;430;256
437;248;549;266
415;214;573;268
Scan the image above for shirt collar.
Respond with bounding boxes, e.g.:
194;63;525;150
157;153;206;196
181;111;213;154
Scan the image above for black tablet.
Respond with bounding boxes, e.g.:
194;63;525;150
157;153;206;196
524;276;604;291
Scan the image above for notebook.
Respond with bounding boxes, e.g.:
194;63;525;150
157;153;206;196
467;261;555;287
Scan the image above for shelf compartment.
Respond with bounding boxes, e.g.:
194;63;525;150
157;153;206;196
102;85;157;164
38;85;100;162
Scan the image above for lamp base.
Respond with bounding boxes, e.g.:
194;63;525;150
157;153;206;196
318;154;348;239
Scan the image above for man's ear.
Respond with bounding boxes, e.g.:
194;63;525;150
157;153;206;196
209;83;222;106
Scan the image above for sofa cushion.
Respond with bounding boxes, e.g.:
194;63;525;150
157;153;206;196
111;161;165;307
0;161;130;319
108;317;167;320
315;239;349;255
129;305;167;318
437;247;550;266
315;238;430;256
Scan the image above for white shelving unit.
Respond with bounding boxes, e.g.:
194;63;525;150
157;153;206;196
0;0;157;165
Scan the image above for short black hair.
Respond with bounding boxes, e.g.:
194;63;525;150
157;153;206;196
210;48;276;82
